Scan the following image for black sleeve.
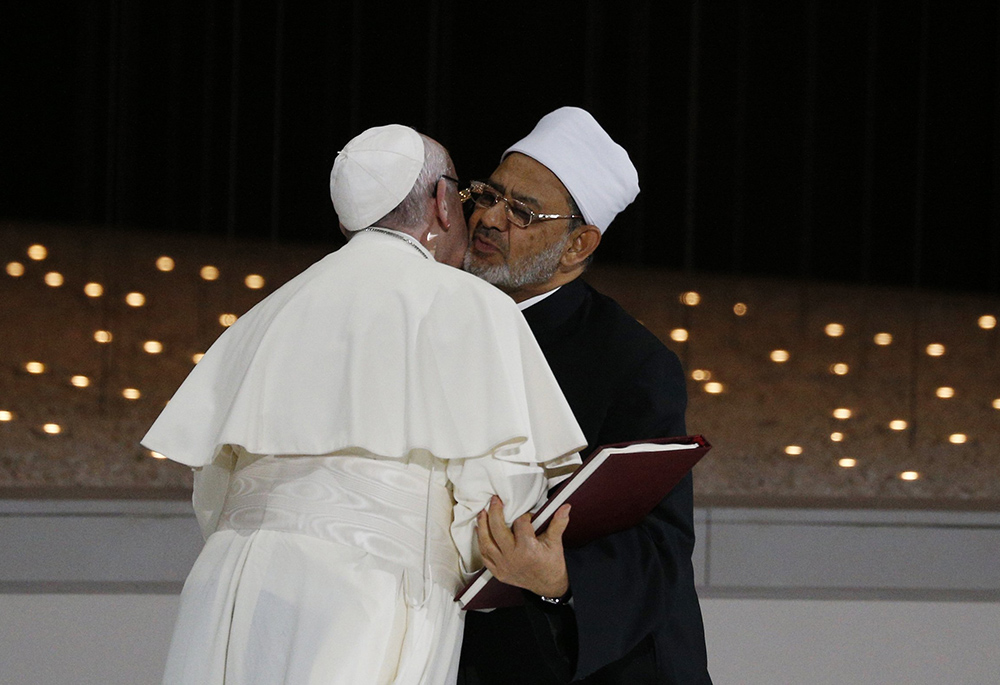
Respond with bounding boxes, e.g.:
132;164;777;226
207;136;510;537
563;347;696;679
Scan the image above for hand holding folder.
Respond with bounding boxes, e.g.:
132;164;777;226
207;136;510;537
456;435;711;610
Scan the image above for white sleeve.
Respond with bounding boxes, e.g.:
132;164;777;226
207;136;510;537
446;455;548;578
190;445;238;539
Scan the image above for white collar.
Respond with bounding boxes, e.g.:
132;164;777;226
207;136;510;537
517;287;561;311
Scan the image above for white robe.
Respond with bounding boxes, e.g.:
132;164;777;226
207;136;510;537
143;230;585;685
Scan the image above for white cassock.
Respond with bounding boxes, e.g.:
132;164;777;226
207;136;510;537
143;229;586;685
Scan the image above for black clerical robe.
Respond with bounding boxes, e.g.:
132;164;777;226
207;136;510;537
459;278;712;684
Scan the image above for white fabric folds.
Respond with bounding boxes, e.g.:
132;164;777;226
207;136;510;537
163;453;470;684
142;228;584;471
149;228;585;684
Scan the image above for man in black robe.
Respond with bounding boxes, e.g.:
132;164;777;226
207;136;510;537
459;107;712;684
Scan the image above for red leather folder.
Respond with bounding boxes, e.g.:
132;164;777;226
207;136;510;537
456;435;711;611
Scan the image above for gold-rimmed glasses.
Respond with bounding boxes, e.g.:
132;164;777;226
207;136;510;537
463;180;583;228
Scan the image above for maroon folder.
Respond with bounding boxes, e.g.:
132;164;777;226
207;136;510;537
456;435;711;611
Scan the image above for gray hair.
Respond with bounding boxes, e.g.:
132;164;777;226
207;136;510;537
371;135;450;231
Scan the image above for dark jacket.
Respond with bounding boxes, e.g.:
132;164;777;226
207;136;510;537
459;278;711;684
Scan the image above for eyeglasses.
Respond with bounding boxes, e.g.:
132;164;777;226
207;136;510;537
432;175;461;199
463;180;583;228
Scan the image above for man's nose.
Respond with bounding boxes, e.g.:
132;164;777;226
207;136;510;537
476;201;509;232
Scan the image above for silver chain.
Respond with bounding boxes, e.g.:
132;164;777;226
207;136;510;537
361;227;429;259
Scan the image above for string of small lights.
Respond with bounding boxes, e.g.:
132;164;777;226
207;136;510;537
2;228;998;499
592;272;1000;499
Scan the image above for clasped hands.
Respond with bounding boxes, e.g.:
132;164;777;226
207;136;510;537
476;495;571;598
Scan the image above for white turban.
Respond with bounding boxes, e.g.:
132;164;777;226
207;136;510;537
504;107;639;234
330;124;424;232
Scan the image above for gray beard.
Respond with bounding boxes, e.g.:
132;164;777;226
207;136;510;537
463;232;569;292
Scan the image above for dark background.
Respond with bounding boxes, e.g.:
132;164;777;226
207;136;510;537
3;1;999;293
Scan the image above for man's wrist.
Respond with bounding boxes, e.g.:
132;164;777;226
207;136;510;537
538;587;572;605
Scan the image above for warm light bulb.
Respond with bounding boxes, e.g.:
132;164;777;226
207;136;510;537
6;261;26;277
219;313;238;327
691;369;711;381
948;433;967;444
833;408;852;420
873;332;893;346
926;343;945;357
704;382;724;394
44;272;64;287
830;432;844;442
122;388;141;400
192;352;205;364
889;420;908;431
0;411;13;421
900;471;920;481
25;361;45;374
680;291;701;306
200;265;220;281
733;302;747;316
125;292;146;307
70;375;90;388
42;423;62;435
978;315;997;330
27;244;48;260
150;451;167;459
670;328;689;342
143;341;163;354
830;363;849;375
838;458;857;468
784;445;803;456
935;387;955;399
245;274;265;289
824;323;845;337
94;330;113;343
993;399;1000;410
83;282;104;297
770;350;790;363
156;256;175;272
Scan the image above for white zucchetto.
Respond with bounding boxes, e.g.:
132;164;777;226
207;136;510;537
330;124;424;232
504;106;639;233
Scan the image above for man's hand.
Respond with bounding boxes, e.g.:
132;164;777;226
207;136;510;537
476;495;571;598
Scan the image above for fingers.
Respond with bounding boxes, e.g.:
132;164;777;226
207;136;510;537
476;510;505;577
476;509;499;560
476;496;515;572
486;496;515;551
539;504;571;546
474;498;572;595
510;512;534;541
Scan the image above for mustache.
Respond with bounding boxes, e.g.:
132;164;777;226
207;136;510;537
471;224;508;255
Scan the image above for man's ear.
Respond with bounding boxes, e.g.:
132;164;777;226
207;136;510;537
434;178;453;231
561;225;601;269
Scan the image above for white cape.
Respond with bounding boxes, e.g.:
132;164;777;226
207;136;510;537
142;229;584;470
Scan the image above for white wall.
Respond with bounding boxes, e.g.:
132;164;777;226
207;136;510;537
2;501;998;684
0;594;177;685
701;599;1000;685
1;595;998;685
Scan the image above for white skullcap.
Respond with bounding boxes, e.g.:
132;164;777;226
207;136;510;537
504;106;639;233
330;124;424;232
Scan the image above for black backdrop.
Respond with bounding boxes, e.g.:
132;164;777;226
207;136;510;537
3;1;999;293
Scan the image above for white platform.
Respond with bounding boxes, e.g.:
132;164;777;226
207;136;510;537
1;500;998;684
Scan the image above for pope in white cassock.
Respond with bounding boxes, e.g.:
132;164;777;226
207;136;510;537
143;124;586;685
